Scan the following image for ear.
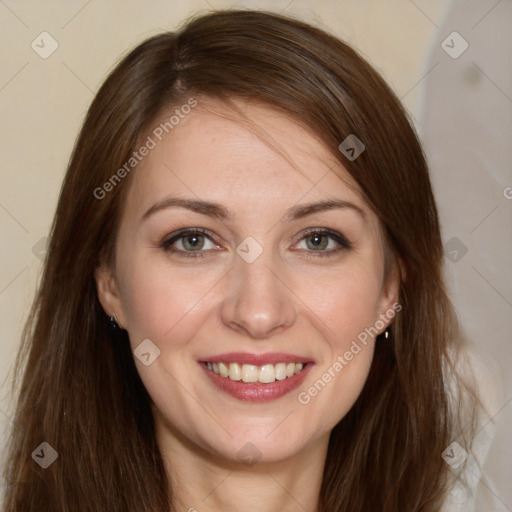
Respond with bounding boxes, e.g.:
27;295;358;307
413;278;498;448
94;262;127;329
397;254;407;284
376;255;403;331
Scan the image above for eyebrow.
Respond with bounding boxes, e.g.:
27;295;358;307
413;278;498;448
141;197;366;223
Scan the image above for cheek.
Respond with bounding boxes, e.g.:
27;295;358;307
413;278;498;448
292;260;382;415
117;256;205;342
295;270;379;424
300;263;383;347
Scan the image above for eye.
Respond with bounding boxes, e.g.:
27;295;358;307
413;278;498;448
160;227;351;259
294;228;351;257
160;228;221;258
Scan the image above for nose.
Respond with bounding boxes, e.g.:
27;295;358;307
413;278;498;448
220;250;297;339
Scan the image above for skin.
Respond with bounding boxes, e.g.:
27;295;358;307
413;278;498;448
96;97;400;512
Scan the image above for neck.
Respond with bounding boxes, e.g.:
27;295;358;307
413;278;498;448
155;419;329;512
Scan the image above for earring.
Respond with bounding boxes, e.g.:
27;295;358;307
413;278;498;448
383;326;390;339
107;313;120;331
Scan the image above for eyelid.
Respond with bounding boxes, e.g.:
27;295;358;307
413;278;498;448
292;227;352;251
161;227;217;244
160;226;352;257
160;227;221;254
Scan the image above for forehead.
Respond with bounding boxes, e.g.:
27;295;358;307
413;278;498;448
124;97;370;222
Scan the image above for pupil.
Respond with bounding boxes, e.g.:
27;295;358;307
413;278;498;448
185;235;203;250
308;234;327;250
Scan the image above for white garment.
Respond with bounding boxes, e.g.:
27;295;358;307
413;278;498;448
440;343;504;511
417;0;511;509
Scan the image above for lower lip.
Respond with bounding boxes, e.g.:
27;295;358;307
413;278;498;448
199;362;313;402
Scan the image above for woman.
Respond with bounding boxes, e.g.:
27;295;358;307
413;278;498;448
2;9;490;512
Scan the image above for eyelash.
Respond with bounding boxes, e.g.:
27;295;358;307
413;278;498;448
160;227;352;259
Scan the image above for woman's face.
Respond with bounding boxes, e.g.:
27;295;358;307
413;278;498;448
96;97;399;464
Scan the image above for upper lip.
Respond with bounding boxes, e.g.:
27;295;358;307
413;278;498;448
199;352;314;366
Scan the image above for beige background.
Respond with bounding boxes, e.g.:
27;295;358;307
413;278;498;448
1;1;510;510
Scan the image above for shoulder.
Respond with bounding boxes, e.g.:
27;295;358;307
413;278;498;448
440;341;504;512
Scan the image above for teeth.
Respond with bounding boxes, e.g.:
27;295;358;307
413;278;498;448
259;364;275;383
241;364;259;383
207;361;306;383
275;363;287;380
218;362;229;377
228;362;242;381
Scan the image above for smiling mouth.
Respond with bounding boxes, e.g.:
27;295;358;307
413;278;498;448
202;361;308;384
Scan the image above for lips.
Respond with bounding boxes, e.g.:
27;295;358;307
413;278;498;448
198;352;314;402
205;361;304;383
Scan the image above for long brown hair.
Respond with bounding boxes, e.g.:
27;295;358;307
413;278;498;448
2;9;478;511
